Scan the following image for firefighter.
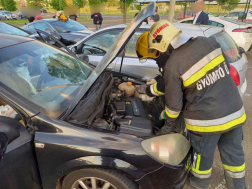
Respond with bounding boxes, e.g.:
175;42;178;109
135;31;167;96
136;20;247;189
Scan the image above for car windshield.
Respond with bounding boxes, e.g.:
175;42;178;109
210;31;241;63
0;23;29;37
51;20;88;33
0;40;93;118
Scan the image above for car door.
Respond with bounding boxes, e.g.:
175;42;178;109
77;29;122;71
114;30;159;80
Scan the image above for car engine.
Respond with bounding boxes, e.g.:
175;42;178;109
68;73;165;137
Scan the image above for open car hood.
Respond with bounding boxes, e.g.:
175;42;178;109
62;2;155;119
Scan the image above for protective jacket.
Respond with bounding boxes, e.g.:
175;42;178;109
163;36;246;134
146;46;172;97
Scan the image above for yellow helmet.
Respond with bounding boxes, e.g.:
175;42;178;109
148;20;182;52
136;31;160;61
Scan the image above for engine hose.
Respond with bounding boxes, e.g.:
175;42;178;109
88;76;114;125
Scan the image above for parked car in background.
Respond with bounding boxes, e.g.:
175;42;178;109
69;23;247;99
10;13;17;19
40;8;47;13
0;3;192;189
178;16;252;52
22;19;93;42
223;10;252;20
0;22;32;36
0;11;11;20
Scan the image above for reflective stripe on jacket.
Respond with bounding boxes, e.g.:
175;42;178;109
163;36;246;134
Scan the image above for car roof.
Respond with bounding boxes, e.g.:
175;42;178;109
93;22;222;38
35;19;57;23
0;34;34;49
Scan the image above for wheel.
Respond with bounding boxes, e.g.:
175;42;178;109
62;169;138;189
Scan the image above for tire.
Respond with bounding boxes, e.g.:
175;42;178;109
62;169;138;189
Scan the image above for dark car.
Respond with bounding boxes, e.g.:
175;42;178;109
0;3;191;189
22;19;93;42
40;8;47;13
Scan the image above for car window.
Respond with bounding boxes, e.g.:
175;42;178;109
82;30;122;56
229;12;238;17
209;20;224;27
210;32;241;63
0;24;29;37
51;20;87;33
34;22;55;33
0;41;92;118
181;20;193;24
125;30;145;58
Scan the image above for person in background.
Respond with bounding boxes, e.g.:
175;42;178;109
149;6;160;22
91;12;103;31
18;12;22;19
35;15;43;21
28;15;35;23
69;14;78;21
52;11;57;18
192;0;209;25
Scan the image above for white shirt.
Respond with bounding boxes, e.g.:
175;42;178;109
193;11;202;24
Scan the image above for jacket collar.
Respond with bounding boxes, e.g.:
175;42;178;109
171;33;197;49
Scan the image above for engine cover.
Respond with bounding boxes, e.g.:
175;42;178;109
118;98;152;137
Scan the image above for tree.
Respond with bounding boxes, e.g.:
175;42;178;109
27;0;44;8
4;0;17;11
119;0;134;24
51;0;67;10
0;0;17;11
88;0;100;5
218;0;240;13
73;0;87;15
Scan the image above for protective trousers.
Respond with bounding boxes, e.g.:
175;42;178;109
188;126;246;189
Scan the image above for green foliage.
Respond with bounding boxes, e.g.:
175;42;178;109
88;0;100;5
27;0;44;8
1;0;17;11
50;0;67;10
218;0;240;13
0;0;5;8
4;0;17;11
136;4;141;11
73;0;86;8
119;0;135;23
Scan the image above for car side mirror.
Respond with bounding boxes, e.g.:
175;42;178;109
82;55;89;63
239;47;245;55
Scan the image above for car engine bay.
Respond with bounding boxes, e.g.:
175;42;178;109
68;73;165;137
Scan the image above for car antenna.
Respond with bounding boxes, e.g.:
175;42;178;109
119;47;126;73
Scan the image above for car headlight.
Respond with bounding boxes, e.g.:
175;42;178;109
141;133;191;166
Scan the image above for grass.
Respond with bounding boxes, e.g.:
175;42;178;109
2;15;135;27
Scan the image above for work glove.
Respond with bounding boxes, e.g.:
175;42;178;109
135;84;147;94
159;110;167;120
146;78;157;85
157;121;175;135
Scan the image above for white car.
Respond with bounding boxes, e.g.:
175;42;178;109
177;16;252;52
223;10;252;20
67;23;247;100
0;11;11;20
